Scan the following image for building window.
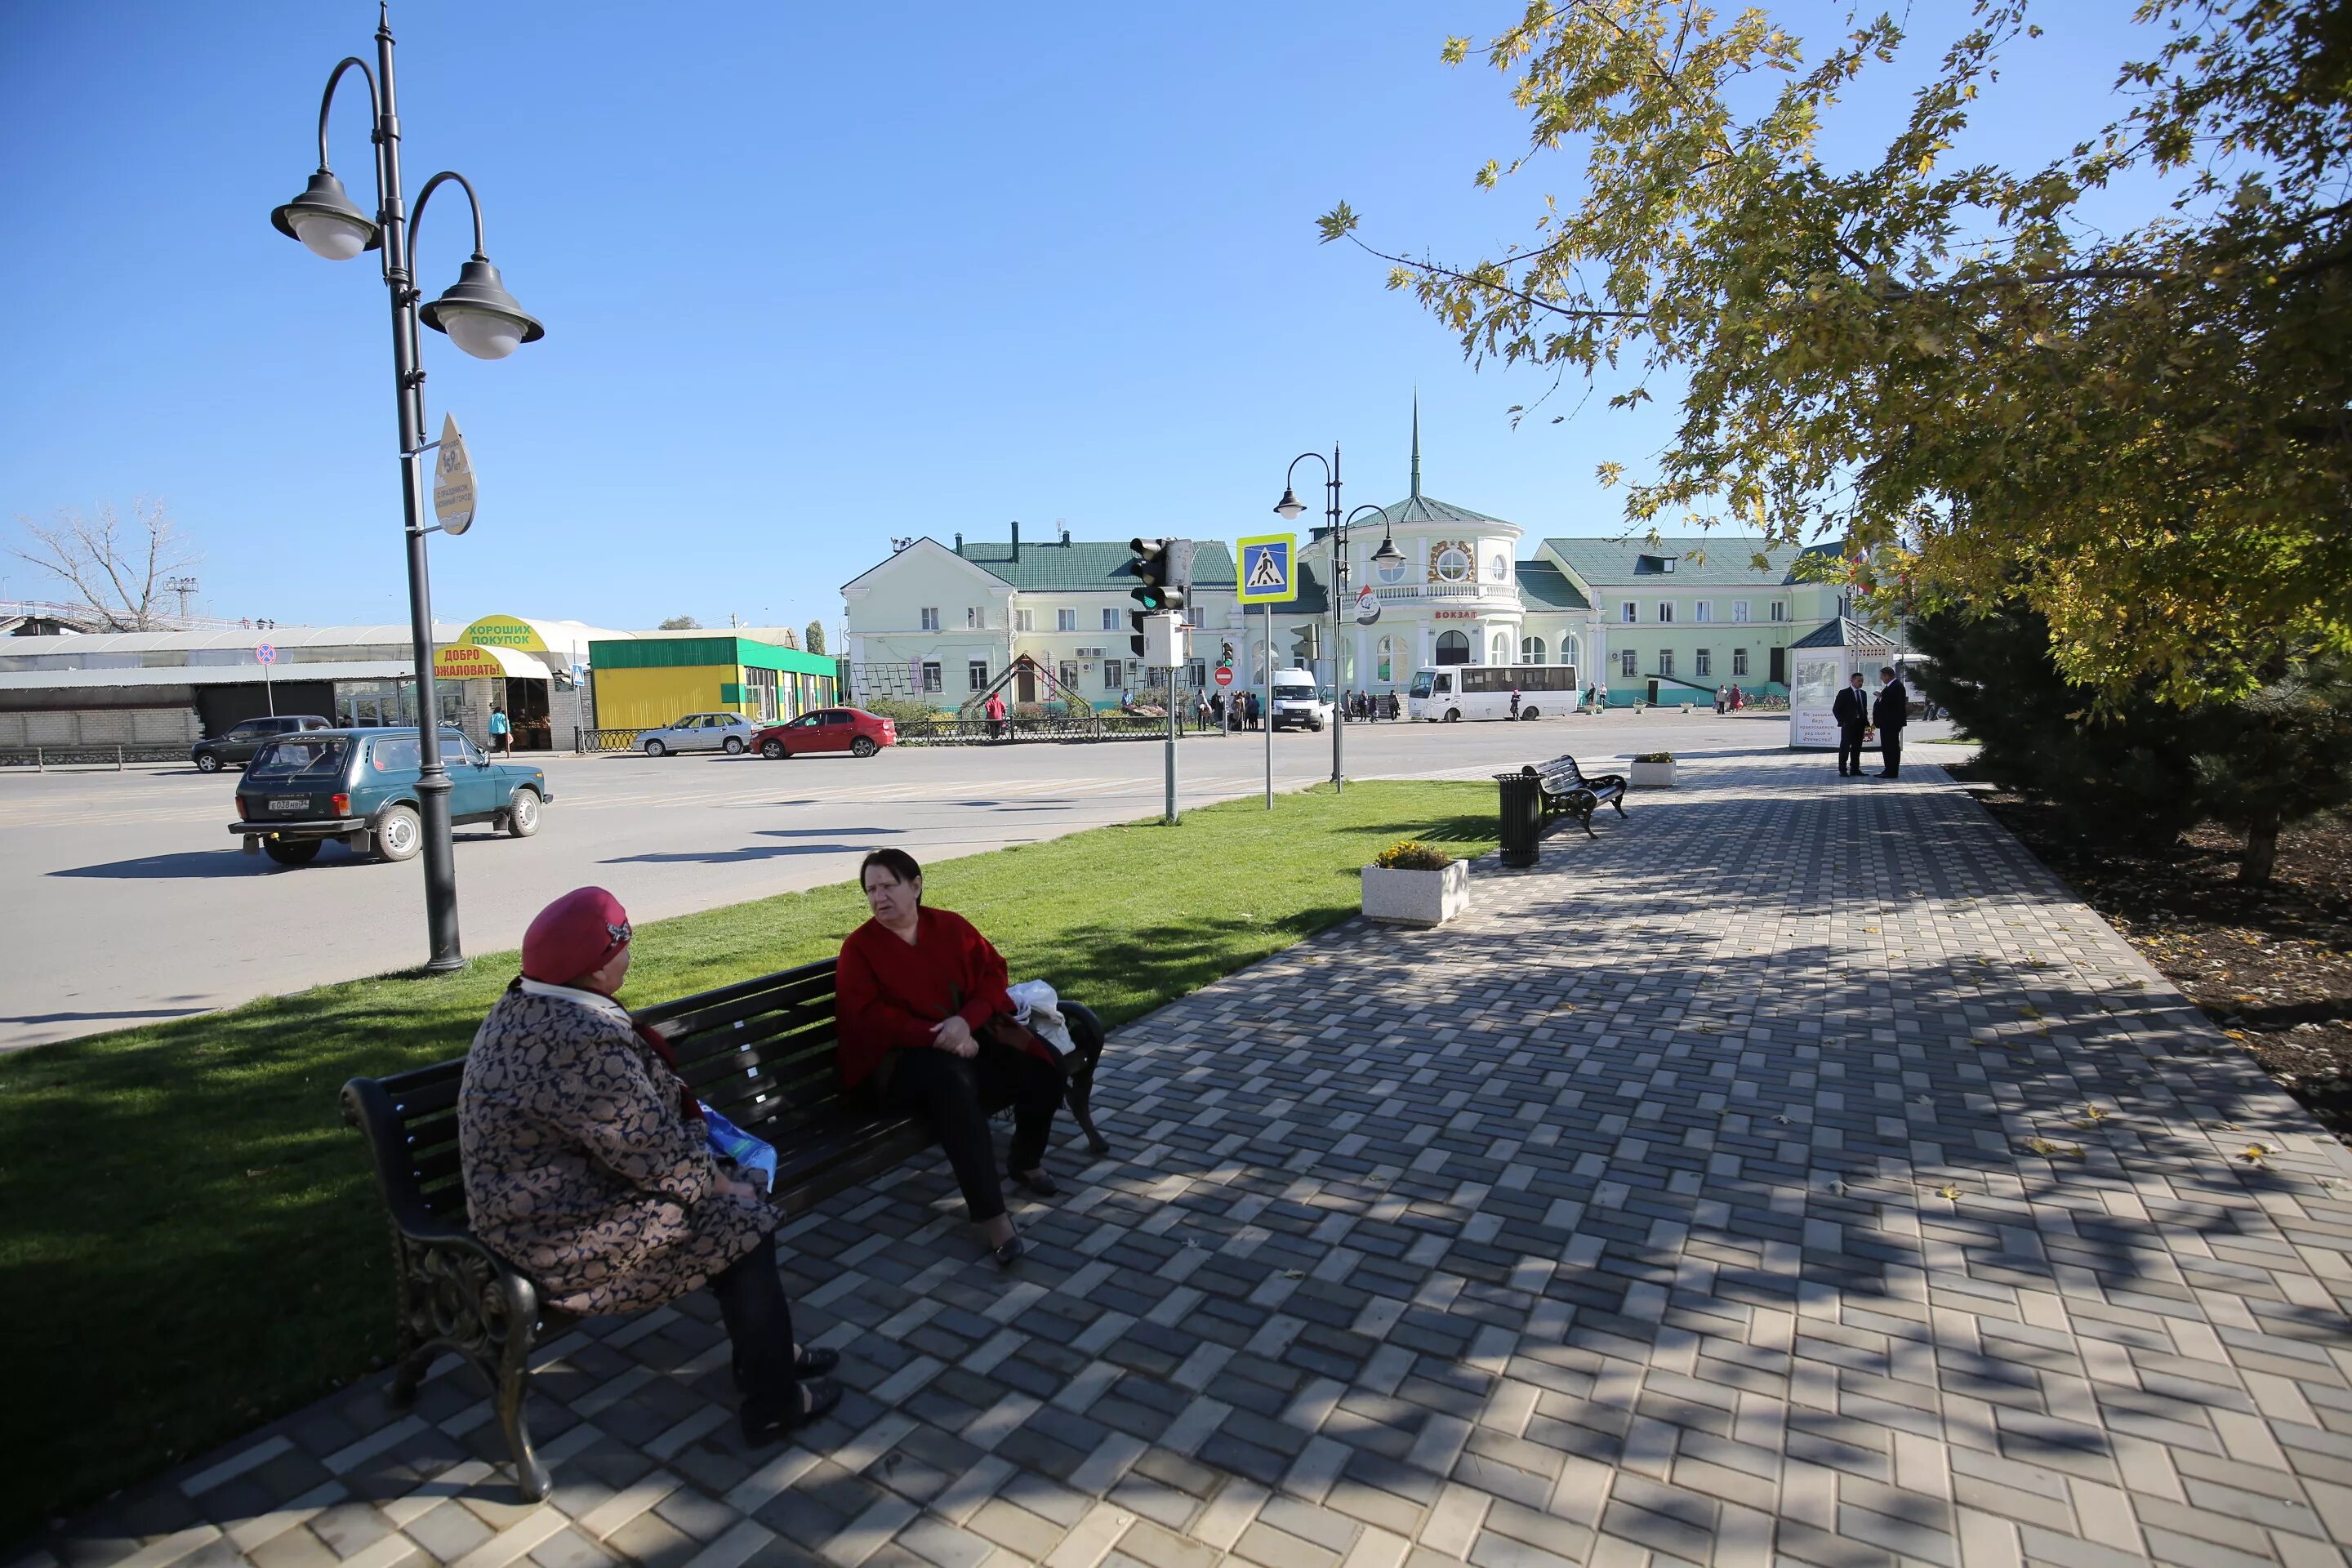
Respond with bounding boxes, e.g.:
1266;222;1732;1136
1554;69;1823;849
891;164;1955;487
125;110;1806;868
1490;554;1508;581
1732;648;1749;677
1058;660;1078;688
1490;633;1511;665
967;607;983;630
1376;635;1401;683
1659;649;1675;678
1102;608;1119;631
1695;648;1712;677
968;659;989;692
1620;601;1637;623
1432;542;1472;583
1732;600;1750;623
1103;658;1125;689
920;607;940;632
1521;635;1546;662
1016;609;1033;632
1436;630;1471;664
1695;602;1712;623
1619;649;1638;677
1771;601;1788;622
1057;608;1076;632
920;661;942;693
1561;636;1579;670
1658;602;1675;623
1184;659;1205;688
1377;554;1406;585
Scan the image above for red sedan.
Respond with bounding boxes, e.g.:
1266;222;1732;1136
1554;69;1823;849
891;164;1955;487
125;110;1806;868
751;707;897;760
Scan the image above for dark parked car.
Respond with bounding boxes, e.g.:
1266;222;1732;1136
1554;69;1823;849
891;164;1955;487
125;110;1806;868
229;727;553;866
749;707;898;759
191;715;332;773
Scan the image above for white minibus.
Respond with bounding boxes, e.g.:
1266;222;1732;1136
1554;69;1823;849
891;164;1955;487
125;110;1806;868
1405;664;1580;722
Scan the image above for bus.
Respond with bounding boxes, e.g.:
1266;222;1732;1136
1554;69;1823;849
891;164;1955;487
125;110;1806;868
1406;664;1580;722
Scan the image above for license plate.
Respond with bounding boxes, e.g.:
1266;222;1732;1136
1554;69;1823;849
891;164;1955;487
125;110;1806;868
269;799;309;813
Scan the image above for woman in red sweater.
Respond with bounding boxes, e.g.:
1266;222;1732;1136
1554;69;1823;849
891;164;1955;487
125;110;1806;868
835;849;1067;1267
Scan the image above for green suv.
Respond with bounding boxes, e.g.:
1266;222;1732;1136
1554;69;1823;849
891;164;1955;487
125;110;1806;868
230;727;554;866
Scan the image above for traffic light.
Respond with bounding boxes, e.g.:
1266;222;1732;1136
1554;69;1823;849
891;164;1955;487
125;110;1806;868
1129;538;1191;656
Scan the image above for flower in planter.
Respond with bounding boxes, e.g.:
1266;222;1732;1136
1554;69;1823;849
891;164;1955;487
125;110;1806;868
1373;840;1455;871
1631;751;1674;764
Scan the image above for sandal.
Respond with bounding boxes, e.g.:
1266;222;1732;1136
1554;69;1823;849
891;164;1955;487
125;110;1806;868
740;1377;841;1446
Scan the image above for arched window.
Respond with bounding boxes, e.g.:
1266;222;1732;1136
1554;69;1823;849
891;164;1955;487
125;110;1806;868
1521;635;1547;663
1491;633;1512;666
1436;630;1471;665
1375;635;1401;683
1490;553;1509;581
1561;635;1579;670
1339;644;1355;683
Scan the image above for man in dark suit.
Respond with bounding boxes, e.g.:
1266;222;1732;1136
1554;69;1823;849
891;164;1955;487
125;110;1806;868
1872;665;1909;778
1832;672;1869;777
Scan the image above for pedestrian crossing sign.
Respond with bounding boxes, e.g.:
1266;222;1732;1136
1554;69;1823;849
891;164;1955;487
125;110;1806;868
1236;533;1297;604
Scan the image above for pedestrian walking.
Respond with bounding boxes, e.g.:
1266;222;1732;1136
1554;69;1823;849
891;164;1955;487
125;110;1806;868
1872;666;1909;777
459;888;842;1443
1715;685;1728;715
488;706;512;755
982;690;1008;742
1832;672;1869;777
1730;685;1744;712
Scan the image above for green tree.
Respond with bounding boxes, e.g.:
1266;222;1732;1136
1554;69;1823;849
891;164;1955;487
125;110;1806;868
804;620;826;656
1322;0;2352;705
658;614;700;630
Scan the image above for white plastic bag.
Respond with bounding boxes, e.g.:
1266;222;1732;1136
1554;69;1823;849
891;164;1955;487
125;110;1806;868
1006;979;1078;1058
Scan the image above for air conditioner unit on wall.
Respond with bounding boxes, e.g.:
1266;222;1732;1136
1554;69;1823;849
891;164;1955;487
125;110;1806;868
1076;647;1105;657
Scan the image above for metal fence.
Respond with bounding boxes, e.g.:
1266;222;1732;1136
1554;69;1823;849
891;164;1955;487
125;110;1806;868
0;743;190;769
575;714;1189;754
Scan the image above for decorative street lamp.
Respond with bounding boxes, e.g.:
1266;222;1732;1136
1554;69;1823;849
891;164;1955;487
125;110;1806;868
1275;449;1403;795
271;4;543;971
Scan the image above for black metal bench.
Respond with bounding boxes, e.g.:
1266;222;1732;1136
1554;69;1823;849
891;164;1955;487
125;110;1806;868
340;959;1108;1500
1527;754;1630;838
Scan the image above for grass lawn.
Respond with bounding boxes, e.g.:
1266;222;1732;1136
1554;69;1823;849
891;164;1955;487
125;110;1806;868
0;780;1494;1538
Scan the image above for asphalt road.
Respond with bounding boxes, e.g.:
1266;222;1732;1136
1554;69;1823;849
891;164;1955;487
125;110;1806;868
0;711;1965;1049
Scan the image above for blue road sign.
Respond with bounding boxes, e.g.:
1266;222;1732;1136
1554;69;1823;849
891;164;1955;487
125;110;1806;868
1236;533;1297;604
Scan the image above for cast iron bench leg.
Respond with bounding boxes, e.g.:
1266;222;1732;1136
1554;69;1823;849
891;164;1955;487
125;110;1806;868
1612;794;1628;817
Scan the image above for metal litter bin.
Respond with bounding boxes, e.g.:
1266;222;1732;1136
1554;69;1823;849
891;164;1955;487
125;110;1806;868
1495;768;1542;868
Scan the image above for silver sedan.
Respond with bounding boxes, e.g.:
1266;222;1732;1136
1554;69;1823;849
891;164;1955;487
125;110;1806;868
635;712;759;756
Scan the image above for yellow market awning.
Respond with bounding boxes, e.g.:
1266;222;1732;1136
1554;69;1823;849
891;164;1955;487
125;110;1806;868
433;643;546;680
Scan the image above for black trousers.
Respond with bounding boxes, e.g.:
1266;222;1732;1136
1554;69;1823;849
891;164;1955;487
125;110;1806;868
708;1232;796;1418
881;1040;1066;1223
1837;724;1866;775
1880;728;1903;777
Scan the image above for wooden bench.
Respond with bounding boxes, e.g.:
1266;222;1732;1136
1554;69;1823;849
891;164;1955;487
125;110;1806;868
341;959;1108;1500
1526;754;1630;838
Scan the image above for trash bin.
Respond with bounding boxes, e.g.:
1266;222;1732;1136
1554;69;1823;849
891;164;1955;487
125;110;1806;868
1495;768;1542;868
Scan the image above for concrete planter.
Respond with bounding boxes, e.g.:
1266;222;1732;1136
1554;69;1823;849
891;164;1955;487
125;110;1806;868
1362;861;1471;928
1629;760;1677;789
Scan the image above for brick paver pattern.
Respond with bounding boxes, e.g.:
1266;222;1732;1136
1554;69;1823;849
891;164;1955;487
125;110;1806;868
21;752;2352;1568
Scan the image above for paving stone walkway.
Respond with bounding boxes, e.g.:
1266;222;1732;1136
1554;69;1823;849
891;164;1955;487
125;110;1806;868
24;751;2352;1568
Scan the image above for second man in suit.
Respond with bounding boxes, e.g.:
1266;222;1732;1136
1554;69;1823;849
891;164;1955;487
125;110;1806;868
1872;666;1909;778
1832;673;1869;777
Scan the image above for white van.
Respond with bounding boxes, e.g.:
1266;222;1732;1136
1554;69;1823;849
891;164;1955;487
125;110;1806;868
1267;669;1332;732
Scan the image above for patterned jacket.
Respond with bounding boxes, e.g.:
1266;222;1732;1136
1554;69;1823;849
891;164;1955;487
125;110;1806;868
458;984;777;1316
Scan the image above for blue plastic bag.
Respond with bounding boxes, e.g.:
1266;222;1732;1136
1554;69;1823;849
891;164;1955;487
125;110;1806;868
702;1107;778;1191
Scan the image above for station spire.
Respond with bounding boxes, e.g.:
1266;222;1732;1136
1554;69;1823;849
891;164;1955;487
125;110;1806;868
1410;391;1422;499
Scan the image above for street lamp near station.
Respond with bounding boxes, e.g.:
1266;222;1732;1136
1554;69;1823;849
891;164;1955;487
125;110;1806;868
1275;449;1403;795
270;5;543;971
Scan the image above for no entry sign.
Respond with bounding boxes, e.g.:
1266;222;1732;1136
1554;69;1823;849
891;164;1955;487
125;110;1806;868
1214;666;1233;687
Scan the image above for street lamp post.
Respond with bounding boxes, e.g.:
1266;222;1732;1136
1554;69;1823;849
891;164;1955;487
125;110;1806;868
271;5;542;972
1276;451;1403;795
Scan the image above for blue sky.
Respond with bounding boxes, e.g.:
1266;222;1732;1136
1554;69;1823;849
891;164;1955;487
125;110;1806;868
0;2;2165;638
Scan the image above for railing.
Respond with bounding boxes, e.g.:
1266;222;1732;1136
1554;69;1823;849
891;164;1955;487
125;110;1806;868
1370;582;1506;602
0;743;190;769
576;714;1188;754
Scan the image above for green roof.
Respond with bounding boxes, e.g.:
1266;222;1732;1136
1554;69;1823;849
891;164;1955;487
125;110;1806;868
1371;493;1512;528
1788;616;1896;651
951;539;1239;593
590;635;835;675
1543;536;1806;587
1516;561;1591;611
